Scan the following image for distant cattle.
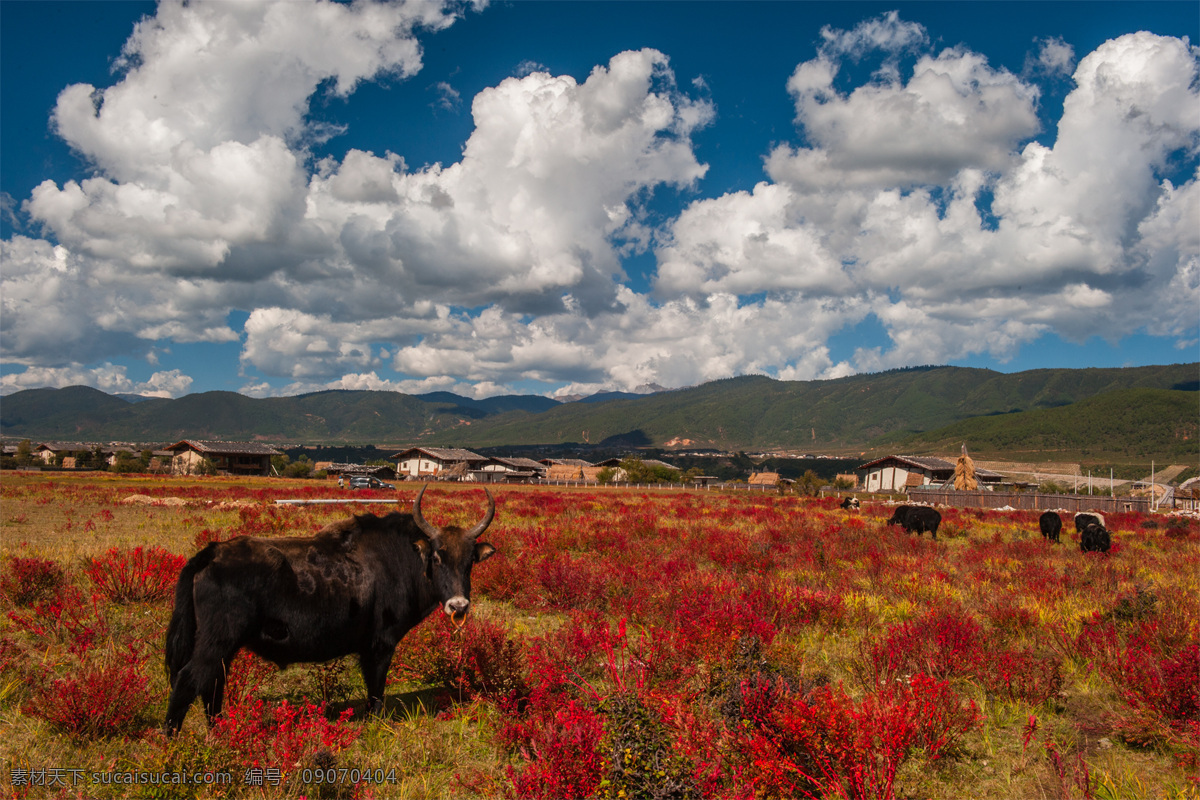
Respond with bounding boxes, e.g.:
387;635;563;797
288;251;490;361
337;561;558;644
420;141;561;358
840;496;860;510
1074;512;1106;535
887;504;942;540
1080;522;1111;553
1039;511;1062;543
164;485;497;735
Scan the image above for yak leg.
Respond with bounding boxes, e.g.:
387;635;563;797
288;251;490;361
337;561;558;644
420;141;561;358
164;673;199;735
166;594;251;734
359;644;398;717
201;656;233;723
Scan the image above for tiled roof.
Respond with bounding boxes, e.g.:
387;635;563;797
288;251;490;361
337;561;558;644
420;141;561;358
167;440;282;456
857;454;1004;479
390;447;487;462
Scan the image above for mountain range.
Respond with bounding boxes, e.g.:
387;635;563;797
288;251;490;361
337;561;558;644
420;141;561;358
1;363;1196;464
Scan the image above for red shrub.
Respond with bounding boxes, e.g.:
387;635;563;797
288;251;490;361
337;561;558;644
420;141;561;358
504;698;606;800
1072;615;1200;747
26;650;152;738
86;545;186;603
396;616;529;705
214;696;358;774
867;609;983;684
7;584;107;656
1;557;65;607
739;674;979;800
982;649;1064;706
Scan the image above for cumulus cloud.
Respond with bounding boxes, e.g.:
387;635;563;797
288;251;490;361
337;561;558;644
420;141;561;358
656;21;1199;378
1029;36;1075;77
305;48;712;318
0;363;192;397
2;6;1197;399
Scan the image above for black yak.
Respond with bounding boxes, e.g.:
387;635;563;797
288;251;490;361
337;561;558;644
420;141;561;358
1081;522;1111;553
1039;511;1062;543
164;486;497;735
887;504;942;540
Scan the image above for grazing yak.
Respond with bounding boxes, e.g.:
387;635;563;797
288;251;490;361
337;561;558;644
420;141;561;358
163;486;497;735
1080;522;1112;553
840;496;860;510
1074;511;1105;534
887;504;942;540
1039;511;1063;543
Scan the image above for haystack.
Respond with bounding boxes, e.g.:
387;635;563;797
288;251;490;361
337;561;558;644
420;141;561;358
953;444;978;491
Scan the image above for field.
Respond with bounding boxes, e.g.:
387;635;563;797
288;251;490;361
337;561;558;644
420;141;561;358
1;473;1197;799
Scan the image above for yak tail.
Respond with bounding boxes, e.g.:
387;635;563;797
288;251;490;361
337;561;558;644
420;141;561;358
165;544;217;684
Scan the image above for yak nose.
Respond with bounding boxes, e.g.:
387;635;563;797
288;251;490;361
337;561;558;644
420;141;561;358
445;596;470;628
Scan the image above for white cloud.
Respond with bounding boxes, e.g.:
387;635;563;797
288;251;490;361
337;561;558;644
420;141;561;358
0;363;192;397
2;7;1197;401
303;48;713;318
776;39;1041;190
1030;36;1075;77
657;26;1198;377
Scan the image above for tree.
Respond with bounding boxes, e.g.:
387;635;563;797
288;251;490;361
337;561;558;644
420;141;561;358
284;454;313;479
620;458;681;484
15;440;33;467
112;450;142;473
793;470;824;497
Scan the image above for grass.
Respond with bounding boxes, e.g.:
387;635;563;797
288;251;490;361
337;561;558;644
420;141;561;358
1;472;1197;799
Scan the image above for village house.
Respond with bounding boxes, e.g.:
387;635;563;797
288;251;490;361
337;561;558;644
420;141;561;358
34;442;95;465
391;447;488;480
317;462;397;481
165;440;281;477
857;455;1003;492
470;456;547;483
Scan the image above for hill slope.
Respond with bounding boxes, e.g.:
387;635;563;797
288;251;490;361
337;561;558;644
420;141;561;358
439;364;1199;450
891;388;1199;461
1;363;1196;459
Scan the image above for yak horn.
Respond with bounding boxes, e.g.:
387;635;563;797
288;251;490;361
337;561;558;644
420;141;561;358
412;484;439;540
467;488;496;540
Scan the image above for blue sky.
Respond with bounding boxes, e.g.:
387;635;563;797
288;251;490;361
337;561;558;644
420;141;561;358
2;1;1197;399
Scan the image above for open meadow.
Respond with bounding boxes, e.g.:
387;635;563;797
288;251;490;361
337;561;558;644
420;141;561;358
1;472;1197;799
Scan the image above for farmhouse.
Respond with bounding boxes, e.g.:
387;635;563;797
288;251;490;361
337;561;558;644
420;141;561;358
391;447;488;479
471;456;546;483
858;455;1003;493
34;442;95;465
319;462;396;480
165;440;281;476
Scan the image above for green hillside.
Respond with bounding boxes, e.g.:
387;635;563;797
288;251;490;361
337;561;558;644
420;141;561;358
441;364;1199;451
890;388;1199;461
2;363;1196;463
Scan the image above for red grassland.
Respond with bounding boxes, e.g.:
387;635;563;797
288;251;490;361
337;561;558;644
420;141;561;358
0;472;1197;798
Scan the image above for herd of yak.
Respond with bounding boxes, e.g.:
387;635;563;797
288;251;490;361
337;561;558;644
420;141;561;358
843;495;1112;553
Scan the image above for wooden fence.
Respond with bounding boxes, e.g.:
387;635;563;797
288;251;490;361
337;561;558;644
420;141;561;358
906;487;1151;514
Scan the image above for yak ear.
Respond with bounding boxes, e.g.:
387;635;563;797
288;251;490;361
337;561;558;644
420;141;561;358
474;542;497;563
412;538;431;566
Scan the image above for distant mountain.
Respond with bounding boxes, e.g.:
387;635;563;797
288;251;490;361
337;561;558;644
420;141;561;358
2;364;1196;463
437;364;1200;453
415;392;561;416
114;393;159;404
570;391;647;404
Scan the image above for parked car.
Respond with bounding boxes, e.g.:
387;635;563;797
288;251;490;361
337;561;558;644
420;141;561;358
347;476;395;491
